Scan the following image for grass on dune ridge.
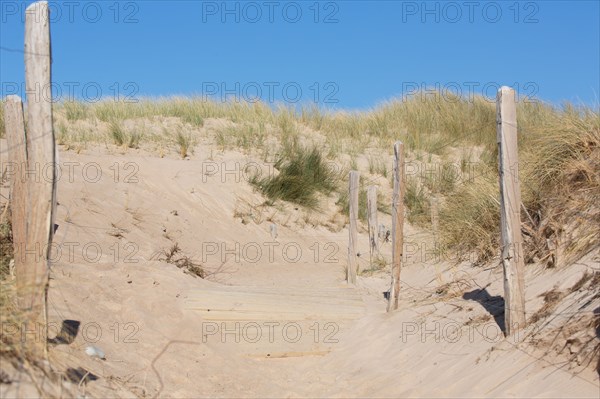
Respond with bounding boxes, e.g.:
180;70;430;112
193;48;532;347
0;93;598;266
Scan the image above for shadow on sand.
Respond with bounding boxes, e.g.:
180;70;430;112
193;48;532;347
48;319;81;345
463;288;506;333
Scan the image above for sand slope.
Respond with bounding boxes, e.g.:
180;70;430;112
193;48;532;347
1;144;598;398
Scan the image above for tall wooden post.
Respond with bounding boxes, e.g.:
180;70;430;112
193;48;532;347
22;1;56;357
387;141;404;311
496;86;526;335
347;171;360;284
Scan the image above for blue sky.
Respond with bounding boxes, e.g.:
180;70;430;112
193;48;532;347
1;0;599;109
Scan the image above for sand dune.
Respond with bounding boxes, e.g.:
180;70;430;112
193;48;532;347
1;142;598;398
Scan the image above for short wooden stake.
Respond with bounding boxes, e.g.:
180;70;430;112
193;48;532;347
367;186;379;267
347;171;360;284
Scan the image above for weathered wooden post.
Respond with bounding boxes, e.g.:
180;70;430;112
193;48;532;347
496;86;526;335
347;171;360;284
4;97;28;299
387;141;404;311
366;185;379;267
19;1;56;357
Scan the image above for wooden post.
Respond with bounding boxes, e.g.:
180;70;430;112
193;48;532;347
387;141;404;311
4;97;28;299
22;1;56;357
496;86;526;335
366;186;379;267
347;171;359;284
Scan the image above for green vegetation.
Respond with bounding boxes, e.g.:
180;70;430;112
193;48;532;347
404;177;429;225
109;120;126;146
251;143;339;209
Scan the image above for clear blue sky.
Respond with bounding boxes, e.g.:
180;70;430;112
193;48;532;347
1;0;599;109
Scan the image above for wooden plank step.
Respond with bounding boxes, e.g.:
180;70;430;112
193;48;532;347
246;351;330;359
185;283;366;321
185;292;364;312
189;288;362;302
186;292;363;306
187;308;365;321
199;285;361;296
186;301;364;316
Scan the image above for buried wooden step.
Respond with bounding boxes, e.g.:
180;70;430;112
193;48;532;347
189;308;365;321
246;350;331;359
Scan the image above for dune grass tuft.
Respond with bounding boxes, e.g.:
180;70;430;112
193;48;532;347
62;100;89;121
404;177;430;225
109;120;127;146
438;167;500;265
175;130;195;158
251;144;339;209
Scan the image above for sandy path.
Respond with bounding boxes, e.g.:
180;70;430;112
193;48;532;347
2;144;598;398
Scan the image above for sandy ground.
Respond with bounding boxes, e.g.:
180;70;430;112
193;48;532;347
1;142;598;398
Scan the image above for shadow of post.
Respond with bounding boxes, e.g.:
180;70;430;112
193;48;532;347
48;319;81;345
463;288;506;333
65;367;99;385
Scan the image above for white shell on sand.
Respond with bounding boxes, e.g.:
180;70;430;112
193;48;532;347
84;346;105;359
